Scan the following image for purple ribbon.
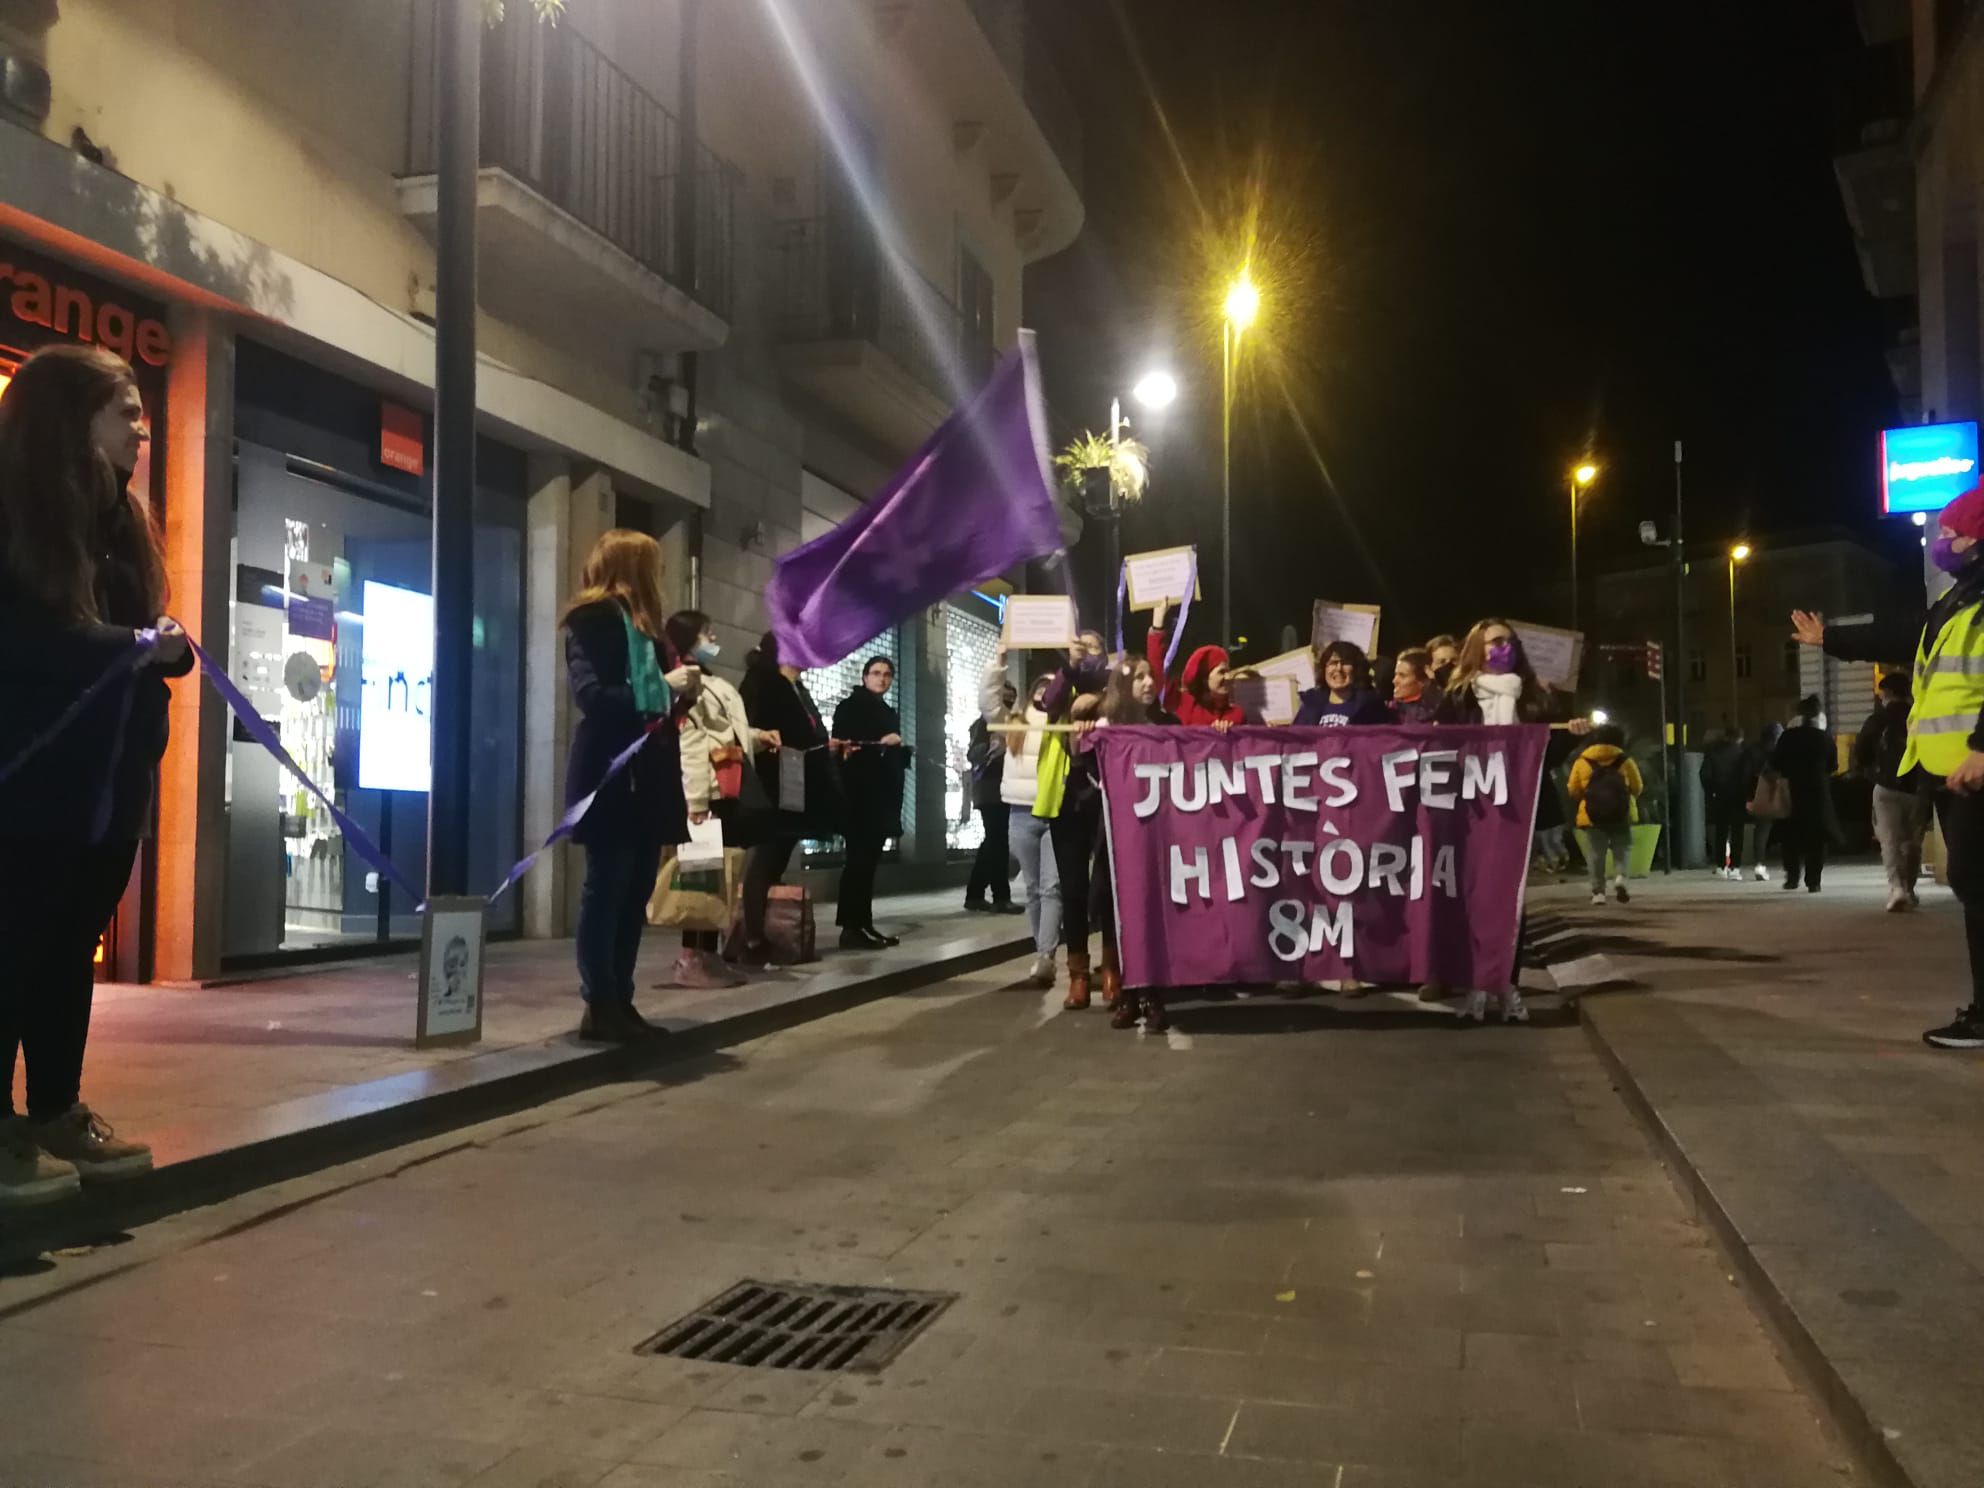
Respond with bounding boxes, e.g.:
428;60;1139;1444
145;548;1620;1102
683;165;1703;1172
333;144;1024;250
1113;553;1198;675
483;720;664;907
0;629;157;792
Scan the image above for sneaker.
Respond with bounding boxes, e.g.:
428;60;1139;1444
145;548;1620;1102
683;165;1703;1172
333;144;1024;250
31;1105;151;1181
1028;954;1056;988
1754;865;1770;883
0;1115;81;1207
1885;889;1911;914
1614;879;1630;905
1498;987;1530;1024
1590;892;1606;906
1923;1008;1984;1050
1457;989;1489;1024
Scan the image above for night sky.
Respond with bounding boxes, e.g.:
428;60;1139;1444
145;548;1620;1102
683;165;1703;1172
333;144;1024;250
1027;0;1909;658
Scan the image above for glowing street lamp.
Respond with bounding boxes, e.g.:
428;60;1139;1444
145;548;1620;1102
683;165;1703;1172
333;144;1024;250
1728;542;1752;727
1569;461;1600;634
1132;371;1180;411
1221;269;1262;644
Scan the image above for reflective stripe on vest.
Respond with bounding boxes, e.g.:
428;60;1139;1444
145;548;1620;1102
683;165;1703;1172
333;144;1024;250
1903;600;1984;775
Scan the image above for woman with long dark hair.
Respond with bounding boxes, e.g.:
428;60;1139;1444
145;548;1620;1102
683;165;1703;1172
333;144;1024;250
561;530;697;1042
0;345;191;1203
737;633;836;961
832;656;911;948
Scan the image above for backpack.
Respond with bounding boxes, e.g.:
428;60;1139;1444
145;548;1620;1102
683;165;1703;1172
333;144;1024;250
1583;754;1632;828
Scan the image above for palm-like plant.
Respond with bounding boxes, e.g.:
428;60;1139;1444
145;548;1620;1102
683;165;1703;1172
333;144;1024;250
1055;430;1151;508
482;0;564;22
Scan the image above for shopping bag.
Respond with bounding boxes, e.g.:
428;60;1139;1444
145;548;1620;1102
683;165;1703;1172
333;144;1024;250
1748;770;1792;821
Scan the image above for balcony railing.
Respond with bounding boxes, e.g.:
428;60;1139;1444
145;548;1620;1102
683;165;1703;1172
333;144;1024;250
406;1;735;318
775;217;978;400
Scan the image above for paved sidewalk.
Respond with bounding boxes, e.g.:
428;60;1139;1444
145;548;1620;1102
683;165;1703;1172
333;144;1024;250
1549;865;1984;1488
0;955;1857;1487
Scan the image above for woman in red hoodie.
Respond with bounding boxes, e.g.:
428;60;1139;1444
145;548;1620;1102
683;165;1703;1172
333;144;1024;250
1146;598;1243;728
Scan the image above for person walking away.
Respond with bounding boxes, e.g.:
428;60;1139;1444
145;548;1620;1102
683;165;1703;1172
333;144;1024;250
1700;729;1749;880
1743;721;1784;882
0;345;192;1203
1569;725;1643;906
1148;598;1243;727
832;656;911;949
1772;695;1837;893
1794;483;1984;1044
1856;672;1929;912
963;692;1018;914
563;531;696;1042
1390;648;1442;726
982;649;1062;985
651;611;777;987
1295;640;1390;726
736;636;836;963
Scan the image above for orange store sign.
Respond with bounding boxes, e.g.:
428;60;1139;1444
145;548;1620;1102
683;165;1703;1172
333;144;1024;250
0;257;171;367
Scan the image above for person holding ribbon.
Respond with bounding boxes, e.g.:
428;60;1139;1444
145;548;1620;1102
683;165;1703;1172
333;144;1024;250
1148;598;1242;728
0;344;190;1204
561;530;698;1044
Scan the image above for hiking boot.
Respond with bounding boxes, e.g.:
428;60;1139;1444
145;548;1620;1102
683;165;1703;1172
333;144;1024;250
578;1001;641;1044
1924;1008;1984;1049
0;1115;80;1207
1064;951;1092;1011
31;1105;152;1181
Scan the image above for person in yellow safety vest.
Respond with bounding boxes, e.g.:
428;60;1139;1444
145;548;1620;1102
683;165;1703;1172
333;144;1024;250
1792;482;1984;1049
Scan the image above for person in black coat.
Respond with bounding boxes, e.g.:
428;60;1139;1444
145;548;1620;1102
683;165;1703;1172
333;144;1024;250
963;686;1017;913
1771;695;1838;893
736;635;837;960
832;656;911;948
561;530;696;1042
1699;729;1749;877
0;345;192;1201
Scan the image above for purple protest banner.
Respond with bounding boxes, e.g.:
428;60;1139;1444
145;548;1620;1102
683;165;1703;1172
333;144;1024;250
1092;725;1549;991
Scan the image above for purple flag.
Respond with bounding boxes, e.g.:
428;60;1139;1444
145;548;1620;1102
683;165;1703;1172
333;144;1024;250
1091;725;1549;991
768;331;1064;669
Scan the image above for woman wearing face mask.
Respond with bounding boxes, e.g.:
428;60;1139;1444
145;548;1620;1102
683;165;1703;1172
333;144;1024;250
1794;484;1984;1047
737;635;835;963
1148;598;1242;729
1295;640;1389;726
832;656;911;949
1389;648;1442;726
652;612;780;988
982;647;1062;987
0;346;192;1203
1425;635;1460;693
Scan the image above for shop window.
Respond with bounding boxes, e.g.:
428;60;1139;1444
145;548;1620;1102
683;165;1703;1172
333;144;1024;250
801;628;909;856
943;605;1003;852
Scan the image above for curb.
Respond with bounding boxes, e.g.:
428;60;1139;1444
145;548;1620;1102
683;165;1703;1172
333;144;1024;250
2;929;1031;1268
1579;998;1914;1488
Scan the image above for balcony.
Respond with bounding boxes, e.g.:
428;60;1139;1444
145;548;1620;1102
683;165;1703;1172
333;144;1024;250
399;1;737;355
774;216;989;452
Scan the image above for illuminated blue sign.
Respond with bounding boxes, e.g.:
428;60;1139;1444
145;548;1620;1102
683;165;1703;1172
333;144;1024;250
1882;421;1980;515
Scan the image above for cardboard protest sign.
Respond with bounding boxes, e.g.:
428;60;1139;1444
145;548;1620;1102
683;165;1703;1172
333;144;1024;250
1312;601;1382;657
1093;726;1547;990
1003;594;1078;649
1508;620;1583;690
1124;547;1202;611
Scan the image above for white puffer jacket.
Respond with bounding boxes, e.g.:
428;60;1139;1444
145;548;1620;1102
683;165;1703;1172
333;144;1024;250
981;659;1049;810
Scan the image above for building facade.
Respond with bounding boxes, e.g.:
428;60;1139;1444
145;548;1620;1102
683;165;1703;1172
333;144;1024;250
0;0;1082;982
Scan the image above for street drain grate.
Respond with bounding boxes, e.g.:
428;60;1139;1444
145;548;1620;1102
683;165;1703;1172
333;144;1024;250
636;1280;956;1372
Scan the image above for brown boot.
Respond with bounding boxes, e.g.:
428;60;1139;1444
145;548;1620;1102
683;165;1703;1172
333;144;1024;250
1142;990;1170;1033
1110;990;1140;1029
1064;951;1092;1011
1099;945;1123;1011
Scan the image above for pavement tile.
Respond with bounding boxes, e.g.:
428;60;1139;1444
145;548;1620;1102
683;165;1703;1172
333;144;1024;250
1089;1446;1326;1487
624;1405;889;1476
1226;1400;1464;1477
460;1447;619;1488
853;1426;1105;1487
1005;1384;1240;1453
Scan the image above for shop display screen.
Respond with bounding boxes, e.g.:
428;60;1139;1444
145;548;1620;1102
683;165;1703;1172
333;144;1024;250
358;580;434;793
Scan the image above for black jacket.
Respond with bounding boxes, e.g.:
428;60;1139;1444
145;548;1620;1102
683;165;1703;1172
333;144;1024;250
1771;721;1839;841
562;599;687;848
1700;739;1748;806
1854;698;1913;792
966;716;1005;810
739;665;842;839
0;499;192;845
833;686;910;839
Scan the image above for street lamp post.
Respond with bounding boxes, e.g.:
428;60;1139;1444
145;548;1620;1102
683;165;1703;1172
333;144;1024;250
1089;371;1176;648
1222;271;1260;647
1569;462;1598;634
1728;542;1751;730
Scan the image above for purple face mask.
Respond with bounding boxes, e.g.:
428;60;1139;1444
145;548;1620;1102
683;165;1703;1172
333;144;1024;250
1932;535;1974;576
1484;642;1516;675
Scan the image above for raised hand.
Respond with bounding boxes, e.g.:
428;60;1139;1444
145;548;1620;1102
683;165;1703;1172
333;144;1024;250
1790;610;1825;648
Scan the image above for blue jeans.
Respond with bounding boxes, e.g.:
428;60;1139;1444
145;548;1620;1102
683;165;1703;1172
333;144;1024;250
577;839;665;1005
1010;806;1061;959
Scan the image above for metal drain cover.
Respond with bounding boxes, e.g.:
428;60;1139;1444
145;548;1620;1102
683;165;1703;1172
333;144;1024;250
637;1280;956;1372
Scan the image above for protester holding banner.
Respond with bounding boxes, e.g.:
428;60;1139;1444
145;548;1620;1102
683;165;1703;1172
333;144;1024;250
1148;599;1242;728
1295;640;1390;727
1093;659;1180;1029
1039;643;1112;1008
1389;648;1442;726
832;658;911;950
0;345;195;1201
737;636;834;963
982;650;1063;987
1437;620;1550;726
562;531;697;1044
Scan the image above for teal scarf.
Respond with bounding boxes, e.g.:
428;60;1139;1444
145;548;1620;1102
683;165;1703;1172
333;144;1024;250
620;609;672;717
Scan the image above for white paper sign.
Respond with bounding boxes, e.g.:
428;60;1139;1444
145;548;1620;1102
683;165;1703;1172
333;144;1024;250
1123;547;1200;611
417;899;484;1047
1312;601;1381;657
1003;594;1078;649
778;748;807;813
678;815;726;873
1231;674;1300;726
1251;647;1318;697
1509;620;1584;690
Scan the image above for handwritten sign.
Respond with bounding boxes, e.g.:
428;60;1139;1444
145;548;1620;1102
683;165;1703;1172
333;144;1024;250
1231;673;1301;726
1509;620;1584;690
1251;647;1319;696
1003;594;1078;649
1312;601;1382;657
1124;546;1201;611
